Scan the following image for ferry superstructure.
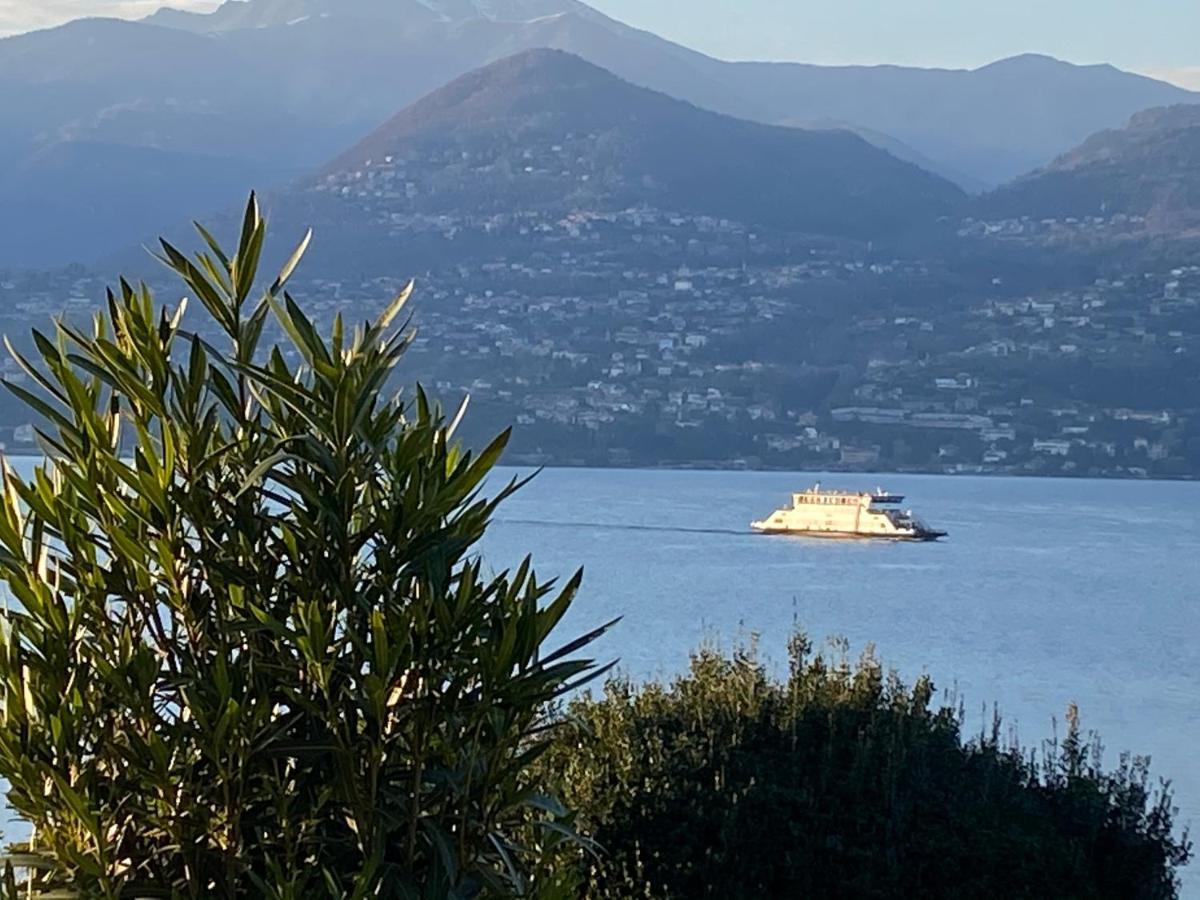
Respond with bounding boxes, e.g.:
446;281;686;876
751;485;946;541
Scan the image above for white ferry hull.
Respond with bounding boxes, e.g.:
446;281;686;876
750;523;946;541
750;484;947;541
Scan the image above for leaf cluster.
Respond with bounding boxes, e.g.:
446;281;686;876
0;196;612;899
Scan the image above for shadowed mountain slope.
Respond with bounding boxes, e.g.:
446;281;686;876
306;49;965;240
981;104;1200;227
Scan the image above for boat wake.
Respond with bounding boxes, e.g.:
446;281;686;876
495;518;748;537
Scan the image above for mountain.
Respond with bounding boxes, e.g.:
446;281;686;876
714;54;1196;188
981;104;1200;227
295;50;962;240
780;118;990;193
144;0;587;30
0;141;292;268
0;0;1194;266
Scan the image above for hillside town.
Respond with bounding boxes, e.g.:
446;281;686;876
5;203;1194;478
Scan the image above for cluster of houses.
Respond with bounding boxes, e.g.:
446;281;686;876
0;199;1195;476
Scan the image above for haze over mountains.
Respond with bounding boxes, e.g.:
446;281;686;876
0;0;1197;267
982;104;1200;229
303;50;963;239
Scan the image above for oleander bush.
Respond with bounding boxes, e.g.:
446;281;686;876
0;196;613;899
540;634;1192;899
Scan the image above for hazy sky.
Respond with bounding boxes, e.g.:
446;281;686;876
1;0;1197;88
0;0;216;34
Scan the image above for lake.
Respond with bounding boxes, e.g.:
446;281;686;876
480;467;1200;861
2;462;1197;887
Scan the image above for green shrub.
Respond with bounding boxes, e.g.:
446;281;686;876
543;635;1192;899
0;196;612;898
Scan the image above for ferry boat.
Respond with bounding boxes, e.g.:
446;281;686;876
751;484;946;541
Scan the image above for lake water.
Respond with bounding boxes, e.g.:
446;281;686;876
480;467;1200;877
2;463;1197;887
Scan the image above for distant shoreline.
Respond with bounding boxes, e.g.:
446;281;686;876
5;450;1190;485
502;460;1198;484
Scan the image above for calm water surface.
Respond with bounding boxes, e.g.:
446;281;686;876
481;468;1200;867
3;463;1197;887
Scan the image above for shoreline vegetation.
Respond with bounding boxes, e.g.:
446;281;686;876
540;635;1193;898
476;458;1200;483
0;201;1190;897
1;448;1198;485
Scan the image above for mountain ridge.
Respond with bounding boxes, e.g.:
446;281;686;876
979;103;1200;226
0;0;1196;265
0;140;292;268
15;5;1192;191
142;0;591;30
302;49;964;240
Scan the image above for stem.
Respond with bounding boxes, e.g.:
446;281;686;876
407;722;425;873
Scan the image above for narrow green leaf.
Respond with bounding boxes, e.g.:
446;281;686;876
271;227;313;296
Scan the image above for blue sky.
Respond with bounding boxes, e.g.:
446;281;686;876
1;0;1197;87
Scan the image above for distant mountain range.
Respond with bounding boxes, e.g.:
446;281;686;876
136;0;1200;191
0;141;299;270
0;0;1196;267
777;119;992;195
144;0;584;29
298;50;963;239
980;104;1200;229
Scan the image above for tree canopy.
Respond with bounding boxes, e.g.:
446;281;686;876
542;635;1192;898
